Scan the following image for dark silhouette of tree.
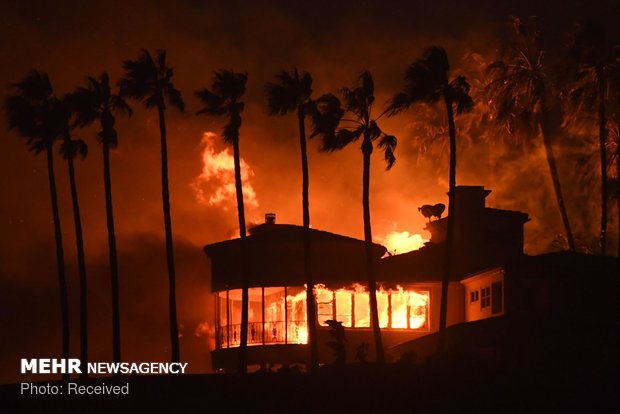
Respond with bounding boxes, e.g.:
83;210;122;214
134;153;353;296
5;71;70;378
118;49;185;362
387;46;473;351
264;68;321;370
487;16;576;251
58;110;90;377
195;70;249;373
70;72;132;363
322;71;397;363
566;21;620;255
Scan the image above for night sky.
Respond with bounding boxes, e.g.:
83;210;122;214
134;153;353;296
1;0;618;383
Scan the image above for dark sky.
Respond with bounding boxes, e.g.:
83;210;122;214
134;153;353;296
1;0;618;383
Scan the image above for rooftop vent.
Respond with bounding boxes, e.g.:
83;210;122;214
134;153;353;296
265;213;276;225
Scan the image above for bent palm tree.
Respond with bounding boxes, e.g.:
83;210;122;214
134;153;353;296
119;49;185;362
487;16;575;251
387;46;473;351
264;68;320;370
5;71;70;377
70;72;132;362
322;71;397;363
195;70;249;373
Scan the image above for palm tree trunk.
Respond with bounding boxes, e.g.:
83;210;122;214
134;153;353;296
103;142;121;363
298;107;319;370
157;104;180;363
46;146;70;381
438;97;457;352
362;135;384;363
65;142;88;379
596;66;608;255
232;129;249;374
539;114;576;251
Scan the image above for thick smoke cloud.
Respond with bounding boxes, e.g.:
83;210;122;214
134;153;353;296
1;0;618;383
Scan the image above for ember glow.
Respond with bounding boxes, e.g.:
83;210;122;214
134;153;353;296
192;132;258;209
215;284;429;349
382;231;428;255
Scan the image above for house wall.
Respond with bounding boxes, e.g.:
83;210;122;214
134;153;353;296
461;268;504;322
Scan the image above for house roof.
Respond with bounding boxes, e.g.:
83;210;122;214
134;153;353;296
204;223;384;253
205;223;387;291
378;243;445;283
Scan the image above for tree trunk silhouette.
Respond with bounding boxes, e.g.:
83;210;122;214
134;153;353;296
157;104;180;363
438;96;457;352
232;124;249;374
539;108;575;251
362;133;384;363
64;133;88;379
103;142;121;363
298;106;319;371
46;146;70;381
596;65;608;255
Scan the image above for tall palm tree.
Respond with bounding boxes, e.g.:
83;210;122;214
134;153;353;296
56;95;90;377
5;71;70;377
486;16;576;251
119;49;185;362
321;71;397;363
264;68;320;370
70;72;132;363
387;46;473;351
566;21;619;255
195;70;249;373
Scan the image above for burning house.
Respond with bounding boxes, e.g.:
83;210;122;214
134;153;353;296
204;185;540;371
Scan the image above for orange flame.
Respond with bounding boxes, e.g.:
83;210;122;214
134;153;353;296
193;132;258;209
381;231;428;255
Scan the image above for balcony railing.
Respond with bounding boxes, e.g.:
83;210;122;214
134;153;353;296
216;321;308;349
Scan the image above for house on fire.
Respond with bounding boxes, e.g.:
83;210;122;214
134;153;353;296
203;185;618;371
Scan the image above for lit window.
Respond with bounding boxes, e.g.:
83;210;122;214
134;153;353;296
315;287;334;326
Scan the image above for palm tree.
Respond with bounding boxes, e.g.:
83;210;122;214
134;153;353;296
70;72;132;363
387;46;473;351
195;70;249;373
5;71;70;377
119;49;185;362
264;68;321;370
566;21;619;255
56;95;91;377
486;16;576;251
321;71;397;363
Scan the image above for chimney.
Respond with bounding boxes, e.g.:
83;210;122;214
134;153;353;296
265;213;276;225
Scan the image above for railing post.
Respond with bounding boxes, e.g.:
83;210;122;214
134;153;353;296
226;289;230;348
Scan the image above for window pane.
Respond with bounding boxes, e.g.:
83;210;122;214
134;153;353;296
286;287;307;344
377;291;389;328
315;286;333;326
354;291;370;327
335;290;352;327
264;287;285;343
390;290;408;329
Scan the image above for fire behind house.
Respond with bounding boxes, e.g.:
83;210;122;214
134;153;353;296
203;186;618;371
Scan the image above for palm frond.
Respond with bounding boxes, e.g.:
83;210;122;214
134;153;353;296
321;124;363;152
60;137;88;160
385;92;411;116
308;93;343;140
378;133;397;170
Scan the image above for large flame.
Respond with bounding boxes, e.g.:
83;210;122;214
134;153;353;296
381;231;428;254
193;132;258;209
